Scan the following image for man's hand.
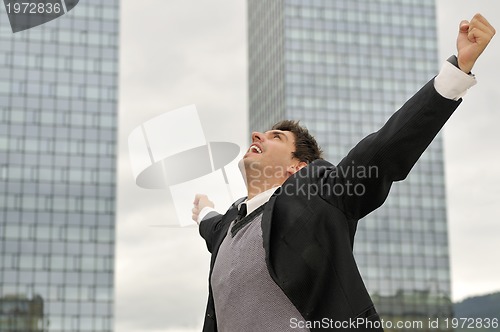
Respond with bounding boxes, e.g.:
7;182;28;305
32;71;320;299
457;13;496;73
192;194;214;224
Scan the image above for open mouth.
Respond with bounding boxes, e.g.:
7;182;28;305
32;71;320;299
249;145;262;154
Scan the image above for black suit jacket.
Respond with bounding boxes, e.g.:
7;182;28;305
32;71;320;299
199;79;462;331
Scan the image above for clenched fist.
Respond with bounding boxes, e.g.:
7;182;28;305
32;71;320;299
192;194;214;224
457;13;496;73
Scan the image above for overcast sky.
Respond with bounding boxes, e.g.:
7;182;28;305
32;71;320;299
116;1;500;331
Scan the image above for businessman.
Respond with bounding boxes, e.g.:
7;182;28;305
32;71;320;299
192;14;495;332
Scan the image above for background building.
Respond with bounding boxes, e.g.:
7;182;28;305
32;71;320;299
0;1;119;331
0;294;44;331
248;0;452;329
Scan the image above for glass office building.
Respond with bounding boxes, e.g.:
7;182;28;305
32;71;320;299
0;1;119;331
248;0;452;330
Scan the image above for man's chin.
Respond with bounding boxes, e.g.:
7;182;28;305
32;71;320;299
238;157;255;172
238;157;261;180
238;158;254;189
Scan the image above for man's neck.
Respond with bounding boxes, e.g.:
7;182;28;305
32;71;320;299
240;162;288;200
246;179;284;200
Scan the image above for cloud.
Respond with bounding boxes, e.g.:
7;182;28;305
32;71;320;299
115;217;209;330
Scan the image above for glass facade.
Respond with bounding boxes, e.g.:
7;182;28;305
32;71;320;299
248;0;452;330
0;1;119;331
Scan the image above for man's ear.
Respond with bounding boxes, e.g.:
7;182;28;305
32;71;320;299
287;161;308;175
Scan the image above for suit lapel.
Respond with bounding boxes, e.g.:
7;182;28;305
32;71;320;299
261;192;280;283
210;197;246;267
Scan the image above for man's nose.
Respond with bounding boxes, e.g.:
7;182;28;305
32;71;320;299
251;131;264;142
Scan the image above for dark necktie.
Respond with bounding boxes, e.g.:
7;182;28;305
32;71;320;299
231;202;266;237
236;203;247;221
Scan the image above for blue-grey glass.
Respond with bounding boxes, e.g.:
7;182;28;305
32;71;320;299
0;2;118;331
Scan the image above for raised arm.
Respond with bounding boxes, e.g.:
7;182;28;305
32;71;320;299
192;194;225;253
333;14;495;220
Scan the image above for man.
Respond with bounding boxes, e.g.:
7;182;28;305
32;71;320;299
192;14;495;332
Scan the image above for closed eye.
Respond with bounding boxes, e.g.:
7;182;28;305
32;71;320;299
266;130;288;141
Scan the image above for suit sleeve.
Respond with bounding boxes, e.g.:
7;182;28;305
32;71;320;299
332;78;461;220
199;212;224;253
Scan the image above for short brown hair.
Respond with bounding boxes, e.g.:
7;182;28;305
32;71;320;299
271;120;323;163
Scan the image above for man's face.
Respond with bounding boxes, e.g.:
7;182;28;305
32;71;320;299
240;130;304;183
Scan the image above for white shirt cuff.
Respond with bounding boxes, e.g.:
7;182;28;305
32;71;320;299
197;207;216;224
434;60;477;101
